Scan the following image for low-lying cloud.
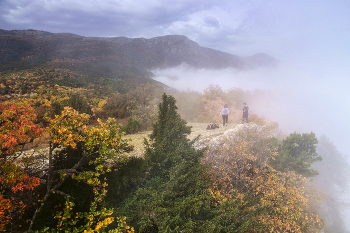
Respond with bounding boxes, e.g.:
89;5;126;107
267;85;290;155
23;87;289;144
152;61;350;159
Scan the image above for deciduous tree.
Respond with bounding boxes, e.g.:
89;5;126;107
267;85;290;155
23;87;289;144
204;123;322;232
0;100;42;232
270;132;322;177
0;100;42;156
27;107;133;232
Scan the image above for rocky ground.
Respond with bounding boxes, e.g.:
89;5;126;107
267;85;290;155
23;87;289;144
124;122;250;157
22;122;268;167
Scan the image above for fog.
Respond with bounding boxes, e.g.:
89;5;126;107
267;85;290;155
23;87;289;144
151;58;350;231
152;59;350;157
152;51;350;229
1;0;350;229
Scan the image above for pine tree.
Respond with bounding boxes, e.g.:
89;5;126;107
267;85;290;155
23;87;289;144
145;93;192;177
121;93;217;232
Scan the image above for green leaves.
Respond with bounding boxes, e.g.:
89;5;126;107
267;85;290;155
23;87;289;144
119;93;219;232
270;132;322;177
145;94;193;177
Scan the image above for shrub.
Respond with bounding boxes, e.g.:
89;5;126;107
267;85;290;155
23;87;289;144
122;118;142;135
129;103;158;131
248;114;267;126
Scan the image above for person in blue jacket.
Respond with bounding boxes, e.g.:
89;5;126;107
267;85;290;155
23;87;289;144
221;104;229;127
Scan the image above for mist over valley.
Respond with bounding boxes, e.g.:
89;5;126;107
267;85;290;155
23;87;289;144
1;0;350;230
152;59;350;158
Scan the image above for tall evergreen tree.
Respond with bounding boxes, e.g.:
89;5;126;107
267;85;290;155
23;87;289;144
120;93;218;232
145;93;192;177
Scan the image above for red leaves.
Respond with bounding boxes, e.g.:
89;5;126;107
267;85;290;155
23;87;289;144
0;158;40;192
0;100;42;231
0;100;43;154
0;194;25;231
0;158;40;231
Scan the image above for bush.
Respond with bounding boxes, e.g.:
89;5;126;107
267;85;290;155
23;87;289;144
67;94;92;115
122;118;142;135
102;93;130;119
248;114;267;126
130;103;158;131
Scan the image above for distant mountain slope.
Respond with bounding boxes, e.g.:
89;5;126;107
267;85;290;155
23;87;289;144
0;29;277;71
0;29;277;96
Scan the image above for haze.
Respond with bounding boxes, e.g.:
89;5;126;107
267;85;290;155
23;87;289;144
1;0;350;229
152;57;350;157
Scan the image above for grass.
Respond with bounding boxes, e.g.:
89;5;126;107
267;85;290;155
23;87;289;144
123;122;239;157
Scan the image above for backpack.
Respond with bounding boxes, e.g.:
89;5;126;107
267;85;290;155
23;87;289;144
206;123;219;130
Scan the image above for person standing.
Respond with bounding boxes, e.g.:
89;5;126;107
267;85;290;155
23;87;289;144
242;102;249;123
221;104;229;127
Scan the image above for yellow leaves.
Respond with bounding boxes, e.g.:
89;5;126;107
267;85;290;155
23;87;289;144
95;217;114;231
203;122;322;232
205;123;280;191
48;108;130;159
49;107;89;148
245;170;323;232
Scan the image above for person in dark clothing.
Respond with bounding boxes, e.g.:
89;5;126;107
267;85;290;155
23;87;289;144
242;102;249;123
221;104;229;127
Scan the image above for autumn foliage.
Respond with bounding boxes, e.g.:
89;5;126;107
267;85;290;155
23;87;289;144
26;107;134;232
204;122;322;232
0;159;40;232
0;100;42;154
0;89;327;232
0;100;42;232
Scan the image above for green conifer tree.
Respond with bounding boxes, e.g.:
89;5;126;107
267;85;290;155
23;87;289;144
145;93;192;177
121;93;218;232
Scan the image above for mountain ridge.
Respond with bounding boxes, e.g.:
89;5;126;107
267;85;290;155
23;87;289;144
0;29;277;71
0;29;277;95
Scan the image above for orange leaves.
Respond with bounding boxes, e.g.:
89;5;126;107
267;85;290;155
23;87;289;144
38;107;134;232
0;100;43;154
204;123;322;232
0;158;40;192
0;158;40;232
0;100;42;231
10;175;40;193
205;124;279;194
0;194;25;232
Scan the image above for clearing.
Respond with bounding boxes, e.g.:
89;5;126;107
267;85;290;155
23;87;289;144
124;122;240;157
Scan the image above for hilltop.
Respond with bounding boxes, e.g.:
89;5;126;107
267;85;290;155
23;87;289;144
0;29;276;95
125;122;277;157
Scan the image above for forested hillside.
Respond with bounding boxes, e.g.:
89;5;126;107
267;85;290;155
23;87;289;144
0;29;276;99
0;29;276;71
1;29;349;233
2;84;348;232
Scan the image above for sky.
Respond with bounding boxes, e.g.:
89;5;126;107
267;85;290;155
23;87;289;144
1;0;350;228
